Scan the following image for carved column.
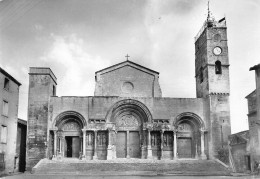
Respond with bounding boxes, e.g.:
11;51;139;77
126;130;130;159
160;130;164;159
173;130;178;160
200;130;207;159
93;130;98;160
147;130;153;159
82;129;86;158
53;130;57;157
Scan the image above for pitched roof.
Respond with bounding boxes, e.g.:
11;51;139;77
250;64;260;71
0;67;21;86
229;130;249;145
245;90;256;99
95;60;159;76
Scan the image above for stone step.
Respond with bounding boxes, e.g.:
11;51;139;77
32;158;231;176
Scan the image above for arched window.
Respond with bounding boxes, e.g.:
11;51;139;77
215;60;222;74
200;67;203;83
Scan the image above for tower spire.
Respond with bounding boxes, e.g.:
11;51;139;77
207;0;210;21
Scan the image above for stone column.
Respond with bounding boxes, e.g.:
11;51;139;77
147;130;153;159
126;130;130;159
160;130;164;159
140;130;145;159
173;130;178;159
93;130;98;160
107;129;113;160
59;137;61;153
53;130;57;157
82;129;86;158
200;130;207;159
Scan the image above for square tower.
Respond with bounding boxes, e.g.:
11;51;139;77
26;68;57;170
195;17;231;159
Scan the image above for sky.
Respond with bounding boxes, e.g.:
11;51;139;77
0;0;260;134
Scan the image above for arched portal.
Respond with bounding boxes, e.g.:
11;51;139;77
52;111;86;158
174;112;206;159
106;99;152;159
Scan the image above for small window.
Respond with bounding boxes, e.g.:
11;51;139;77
4;78;9;90
200;67;204;83
53;85;56;96
2;101;8;116
0;125;7;143
215;60;222;74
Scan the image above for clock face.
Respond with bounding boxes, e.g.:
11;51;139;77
213;47;222;55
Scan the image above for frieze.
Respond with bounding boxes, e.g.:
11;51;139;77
87;123;107;130
116;126;139;131
143;122;171;130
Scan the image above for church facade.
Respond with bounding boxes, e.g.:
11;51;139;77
26;17;231;170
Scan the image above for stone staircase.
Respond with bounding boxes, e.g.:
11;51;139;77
32;158;231;176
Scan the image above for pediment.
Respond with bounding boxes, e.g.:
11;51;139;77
95;60;159;77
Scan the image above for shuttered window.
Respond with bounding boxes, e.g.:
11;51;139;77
2;101;8;116
0;126;7;143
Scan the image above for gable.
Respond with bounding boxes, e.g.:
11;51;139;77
94;61;162;97
95;60;159;78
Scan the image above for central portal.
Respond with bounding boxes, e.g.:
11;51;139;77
129;131;140;158
116;131;140;158
65;136;80;158
116;132;127;158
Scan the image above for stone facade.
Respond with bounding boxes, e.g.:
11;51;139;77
26;17;231;170
0;67;21;175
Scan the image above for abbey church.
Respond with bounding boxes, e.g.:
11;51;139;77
26;15;231;170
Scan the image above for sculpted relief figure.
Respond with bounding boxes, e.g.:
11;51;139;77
62;122;80;131
116;115;140;127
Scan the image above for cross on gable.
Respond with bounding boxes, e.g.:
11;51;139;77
125;54;130;61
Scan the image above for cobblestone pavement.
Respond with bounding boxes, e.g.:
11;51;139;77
2;174;260;179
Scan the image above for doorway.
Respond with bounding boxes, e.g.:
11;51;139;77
177;137;192;158
116;132;127;158
129;131;140;158
65;136;80;158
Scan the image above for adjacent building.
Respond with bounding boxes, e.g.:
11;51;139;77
0;67;21;175
229;64;260;173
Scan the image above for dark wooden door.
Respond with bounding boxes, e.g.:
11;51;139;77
66;137;72;157
177;138;192;158
116;132;127;158
72;137;80;158
129;131;140;158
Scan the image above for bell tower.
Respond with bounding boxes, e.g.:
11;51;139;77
194;8;231;159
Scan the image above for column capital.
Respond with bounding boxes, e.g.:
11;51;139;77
161;129;165;133
200;129;206;133
50;128;58;132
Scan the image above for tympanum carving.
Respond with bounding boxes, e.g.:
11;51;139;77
62;122;80;131
116;115;140;127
